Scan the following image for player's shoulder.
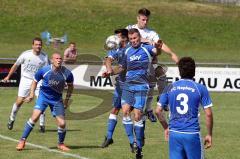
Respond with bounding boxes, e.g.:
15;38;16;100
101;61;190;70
140;43;154;50
145;27;157;33
126;24;137;30
41;65;51;71
195;82;208;92
61;66;72;74
19;49;33;56
39;51;48;57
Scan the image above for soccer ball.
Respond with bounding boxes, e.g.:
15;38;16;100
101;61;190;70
104;35;120;50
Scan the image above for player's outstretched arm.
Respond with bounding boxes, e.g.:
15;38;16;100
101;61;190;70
204;107;213;149
161;42;179;64
24;80;37;103
155;106;169;141
64;83;74;109
3;64;19;82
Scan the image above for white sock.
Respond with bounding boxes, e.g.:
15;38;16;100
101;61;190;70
10;103;20;121
39;112;45;126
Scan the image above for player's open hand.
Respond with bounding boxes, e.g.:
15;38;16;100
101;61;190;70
204;134;212;149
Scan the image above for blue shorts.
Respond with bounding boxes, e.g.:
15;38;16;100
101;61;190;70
34;93;65;117
112;82;122;109
121;83;149;110
169;131;203;159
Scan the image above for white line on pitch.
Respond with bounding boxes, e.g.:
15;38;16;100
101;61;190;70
0;134;90;159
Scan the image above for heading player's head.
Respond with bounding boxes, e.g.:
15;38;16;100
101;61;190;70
137;8;151;29
114;28;128;47
32;37;43;54
178;57;196;79
128;28;141;48
51;53;63;69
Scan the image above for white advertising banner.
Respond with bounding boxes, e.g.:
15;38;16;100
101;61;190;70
67;65;240;92
167;67;240;92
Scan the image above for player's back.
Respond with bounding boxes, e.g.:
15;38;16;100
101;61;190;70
167;79;207;133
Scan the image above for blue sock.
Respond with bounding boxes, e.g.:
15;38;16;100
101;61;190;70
21;119;35;140
122;116;134;144
134;120;144;149
58;127;66;144
107;114;117;139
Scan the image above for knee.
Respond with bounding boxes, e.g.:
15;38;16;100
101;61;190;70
134;114;142;122
111;108;120;115
58;120;66;128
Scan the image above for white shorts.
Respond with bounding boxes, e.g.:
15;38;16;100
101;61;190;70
18;77;41;97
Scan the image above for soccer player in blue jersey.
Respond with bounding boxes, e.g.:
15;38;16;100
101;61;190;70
16;53;74;151
101;29;137;152
113;28;162;159
156;57;213;159
126;8;179;122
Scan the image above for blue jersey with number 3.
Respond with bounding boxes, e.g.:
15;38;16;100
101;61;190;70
158;79;213;133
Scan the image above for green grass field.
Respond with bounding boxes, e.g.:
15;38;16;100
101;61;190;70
0;88;240;159
0;0;239;63
0;0;240;159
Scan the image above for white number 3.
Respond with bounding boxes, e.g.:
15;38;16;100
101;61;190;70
176;93;189;114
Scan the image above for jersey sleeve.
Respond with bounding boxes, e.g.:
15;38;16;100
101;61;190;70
144;44;155;56
106;50;117;60
152;31;160;43
34;68;44;82
200;85;213;109
15;53;25;66
157;85;171;108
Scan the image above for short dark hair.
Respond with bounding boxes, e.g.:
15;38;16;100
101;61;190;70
138;8;151;17
32;37;42;44
128;28;141;37
114;28;128;38
178;57;196;79
69;42;76;45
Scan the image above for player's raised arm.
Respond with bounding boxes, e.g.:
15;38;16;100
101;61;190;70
161;42;179;64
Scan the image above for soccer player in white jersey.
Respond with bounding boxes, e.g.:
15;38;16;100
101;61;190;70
3;37;49;132
156;57;213;159
126;8;179;122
